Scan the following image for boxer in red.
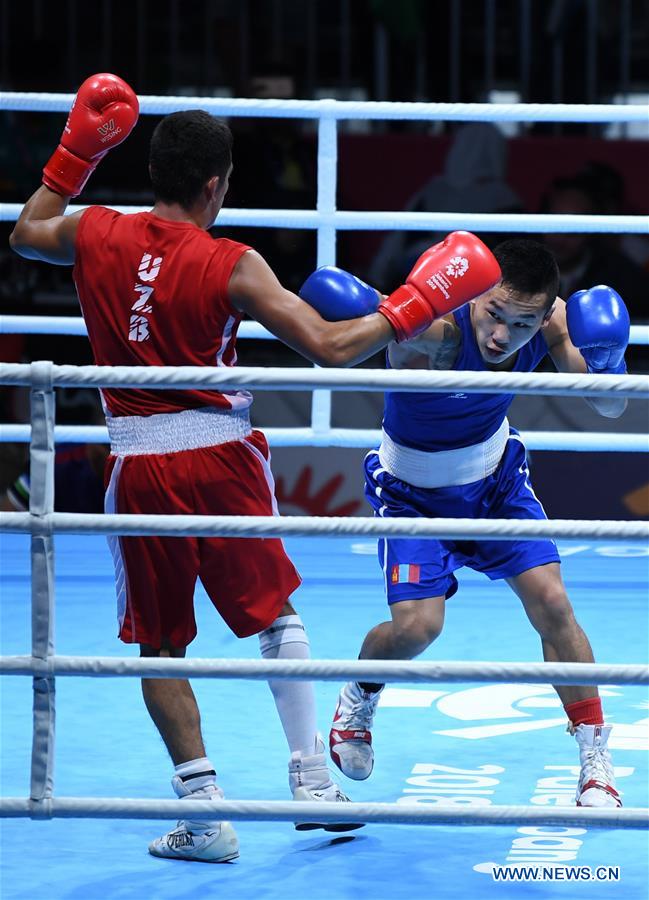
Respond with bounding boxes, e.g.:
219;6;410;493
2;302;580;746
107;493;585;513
10;73;502;862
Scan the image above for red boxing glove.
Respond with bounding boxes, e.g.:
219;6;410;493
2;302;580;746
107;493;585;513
378;231;501;342
43;73;139;197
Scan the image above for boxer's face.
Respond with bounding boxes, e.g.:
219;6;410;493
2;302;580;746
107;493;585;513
471;284;554;365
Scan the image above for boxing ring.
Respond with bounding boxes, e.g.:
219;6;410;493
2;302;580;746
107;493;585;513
1;93;649;899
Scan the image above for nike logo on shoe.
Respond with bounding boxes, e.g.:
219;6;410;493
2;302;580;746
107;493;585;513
330;729;371;743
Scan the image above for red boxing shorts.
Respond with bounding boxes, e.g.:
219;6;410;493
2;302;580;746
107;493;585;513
104;431;301;647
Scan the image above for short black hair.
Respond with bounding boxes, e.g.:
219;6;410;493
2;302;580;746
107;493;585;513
493;239;560;309
149;110;232;209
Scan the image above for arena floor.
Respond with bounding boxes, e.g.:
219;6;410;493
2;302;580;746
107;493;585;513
1;533;647;899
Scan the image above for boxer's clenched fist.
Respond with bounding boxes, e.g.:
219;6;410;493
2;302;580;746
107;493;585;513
43;73;139;197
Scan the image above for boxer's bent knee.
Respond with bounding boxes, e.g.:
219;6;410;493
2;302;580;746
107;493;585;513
529;587;578;637
390;598;445;655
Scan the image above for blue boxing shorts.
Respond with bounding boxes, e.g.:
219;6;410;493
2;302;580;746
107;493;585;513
364;429;560;604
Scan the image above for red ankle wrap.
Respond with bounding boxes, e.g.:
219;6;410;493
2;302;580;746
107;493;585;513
565;697;604;726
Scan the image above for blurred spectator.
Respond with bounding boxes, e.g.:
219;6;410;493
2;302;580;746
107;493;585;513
541;171;649;322
577;161;649;273
222;65;317;294
1;442;107;513
1;391;108;513
527;0;623;130
368;123;523;290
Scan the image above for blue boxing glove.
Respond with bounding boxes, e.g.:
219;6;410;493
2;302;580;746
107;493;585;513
299;266;380;320
566;285;630;374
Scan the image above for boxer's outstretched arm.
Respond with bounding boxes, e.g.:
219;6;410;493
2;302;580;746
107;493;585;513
229;249;394;367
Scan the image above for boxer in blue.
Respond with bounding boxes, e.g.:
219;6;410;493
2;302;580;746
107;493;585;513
301;239;630;808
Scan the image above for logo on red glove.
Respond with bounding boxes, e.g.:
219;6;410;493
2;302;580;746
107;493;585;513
446;256;469;278
425;255;470;299
97;119;122;143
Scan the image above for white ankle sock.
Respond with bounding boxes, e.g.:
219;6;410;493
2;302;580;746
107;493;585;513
172;757;223;831
259;614;318;756
173;757;218;797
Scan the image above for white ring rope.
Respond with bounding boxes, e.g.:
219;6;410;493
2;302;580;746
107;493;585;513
2;315;648;345
2;656;647;685
0;797;646;828
2;511;647;541
2;424;647;453
1;363;647;398
3;96;648;232
2;202;647;233
2;93;647;122
0;315;274;341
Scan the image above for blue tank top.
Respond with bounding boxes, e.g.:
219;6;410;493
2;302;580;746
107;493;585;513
383;303;548;451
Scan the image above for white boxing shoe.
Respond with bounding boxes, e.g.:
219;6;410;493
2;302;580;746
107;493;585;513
572;723;622;808
149;820;239;863
289;735;364;832
329;682;383;780
149;781;239;863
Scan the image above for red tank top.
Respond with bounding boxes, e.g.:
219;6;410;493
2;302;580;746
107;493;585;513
73;206;252;417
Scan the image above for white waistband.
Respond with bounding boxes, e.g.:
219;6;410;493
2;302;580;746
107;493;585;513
378;418;510;488
107;407;252;456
